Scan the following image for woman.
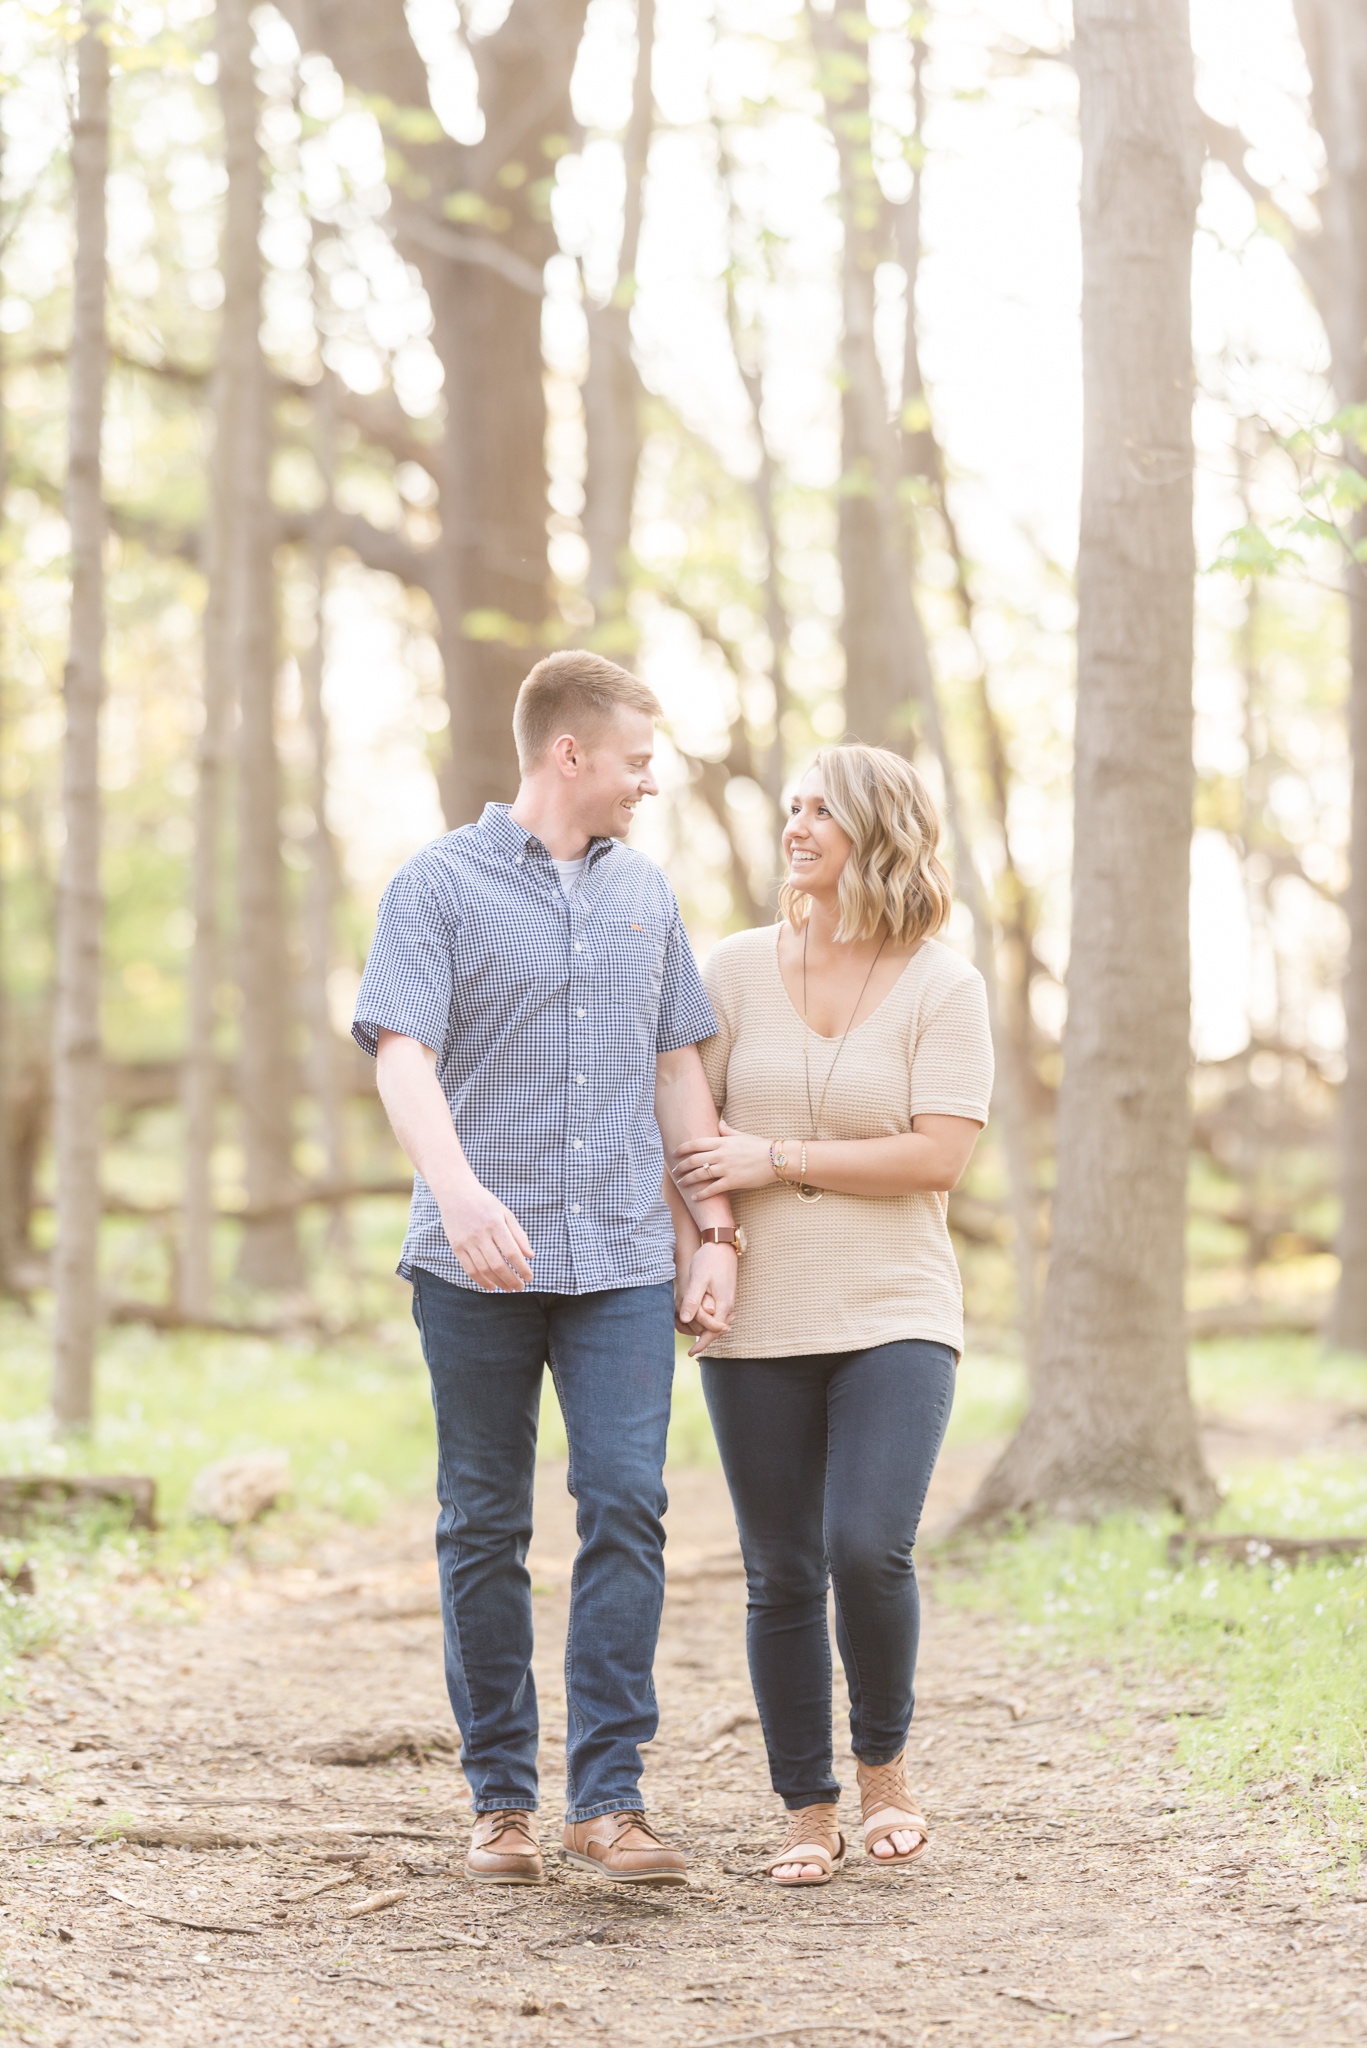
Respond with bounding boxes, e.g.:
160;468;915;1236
667;744;992;1886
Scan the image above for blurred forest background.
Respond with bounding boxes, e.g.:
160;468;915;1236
0;0;1362;1507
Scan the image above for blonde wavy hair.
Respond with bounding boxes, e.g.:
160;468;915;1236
778;744;953;945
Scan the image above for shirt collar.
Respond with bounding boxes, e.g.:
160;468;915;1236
478;802;617;869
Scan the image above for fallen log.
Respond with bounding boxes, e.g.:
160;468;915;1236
0;1475;156;1533
1168;1531;1367;1570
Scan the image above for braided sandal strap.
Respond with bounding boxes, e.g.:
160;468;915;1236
857;1755;929;1855
767;1802;845;1878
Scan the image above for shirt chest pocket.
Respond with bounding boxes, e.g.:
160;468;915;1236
598;917;667;1008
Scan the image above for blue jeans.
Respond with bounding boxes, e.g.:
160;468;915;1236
411;1269;676;1823
701;1340;955;1810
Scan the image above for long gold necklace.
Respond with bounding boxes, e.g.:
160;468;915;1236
796;924;891;1204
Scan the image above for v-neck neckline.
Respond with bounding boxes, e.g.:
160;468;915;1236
768;925;931;1042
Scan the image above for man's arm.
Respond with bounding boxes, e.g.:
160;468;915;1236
655;1043;737;1341
375;1028;534;1292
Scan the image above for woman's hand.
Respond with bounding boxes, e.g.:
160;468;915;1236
673;1119;773;1197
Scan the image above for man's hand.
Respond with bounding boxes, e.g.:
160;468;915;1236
375;1030;534;1293
677;1243;736;1356
435;1176;535;1293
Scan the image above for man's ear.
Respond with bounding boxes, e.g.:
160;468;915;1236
549;731;580;777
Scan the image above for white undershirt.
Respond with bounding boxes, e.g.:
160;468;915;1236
551;854;588;897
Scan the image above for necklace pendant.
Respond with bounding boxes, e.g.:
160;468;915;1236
795;1185;823;1204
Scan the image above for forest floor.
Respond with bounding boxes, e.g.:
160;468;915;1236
3;1417;1366;2048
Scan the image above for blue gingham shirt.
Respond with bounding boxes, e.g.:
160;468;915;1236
352;803;717;1295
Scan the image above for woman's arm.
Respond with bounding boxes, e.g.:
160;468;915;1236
674;1114;981;1199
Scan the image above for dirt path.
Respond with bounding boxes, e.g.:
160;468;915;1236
2;1449;1364;2048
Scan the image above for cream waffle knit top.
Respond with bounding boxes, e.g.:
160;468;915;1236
697;927;993;1359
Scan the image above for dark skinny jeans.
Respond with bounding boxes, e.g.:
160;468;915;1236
701;1339;955;1811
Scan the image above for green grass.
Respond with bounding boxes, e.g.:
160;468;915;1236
940;1457;1367;1865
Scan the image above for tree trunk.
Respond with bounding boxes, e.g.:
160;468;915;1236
301;351;347;1222
294;0;590;824
1290;2;1367;1351
220;0;301;1289
717;130;793;878
51;11;109;1429
582;0;654;620
0;96;14;1299
179;59;243;1315
811;5;898;746
966;0;1215;1523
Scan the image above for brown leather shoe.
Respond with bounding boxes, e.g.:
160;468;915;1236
561;1811;688;1886
464;1810;543;1885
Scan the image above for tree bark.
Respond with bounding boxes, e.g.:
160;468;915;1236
180;47;244;1315
220;0;301;1289
51;10;109;1429
301;347;347;1226
966;0;1216;1522
1289;2;1367;1351
293;0;590;823
717;130;793;878
810;5;898;746
0;93;14;1298
582;0;654;619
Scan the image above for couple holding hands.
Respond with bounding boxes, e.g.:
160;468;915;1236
354;651;992;1890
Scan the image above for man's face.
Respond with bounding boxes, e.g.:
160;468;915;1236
571;709;660;840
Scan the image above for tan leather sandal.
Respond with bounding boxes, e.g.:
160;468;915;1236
856;1753;929;1866
766;1801;847;1886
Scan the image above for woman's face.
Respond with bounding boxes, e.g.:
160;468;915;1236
783;768;852;896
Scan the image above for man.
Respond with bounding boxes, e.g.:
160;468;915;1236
352;651;742;1888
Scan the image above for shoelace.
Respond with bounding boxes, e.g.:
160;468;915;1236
857;1755;914;1825
481;1810;538;1848
608;1812;663;1845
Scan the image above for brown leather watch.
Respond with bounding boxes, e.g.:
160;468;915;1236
699;1226;747;1257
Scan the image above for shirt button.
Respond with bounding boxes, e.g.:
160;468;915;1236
576;1008;586;1019
573;942;582;952
571;1204;581;1215
573;1139;582;1149
575;1074;585;1085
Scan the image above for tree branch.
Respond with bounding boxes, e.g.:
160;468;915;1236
1201;111;1329;307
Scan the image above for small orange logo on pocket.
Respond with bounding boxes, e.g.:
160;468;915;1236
630;924;642;931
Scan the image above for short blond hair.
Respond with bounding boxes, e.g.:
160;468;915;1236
778;744;952;945
512;651;663;770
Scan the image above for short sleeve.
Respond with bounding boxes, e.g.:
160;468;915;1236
655;897;718;1053
908;971;994;1124
352;867;459;1059
696;953;734;1113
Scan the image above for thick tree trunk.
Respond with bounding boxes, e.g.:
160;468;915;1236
966;0;1215;1522
220;0;301;1288
51;12;109;1429
582;0;654;619
1290;2;1367;1350
296;0;590;823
